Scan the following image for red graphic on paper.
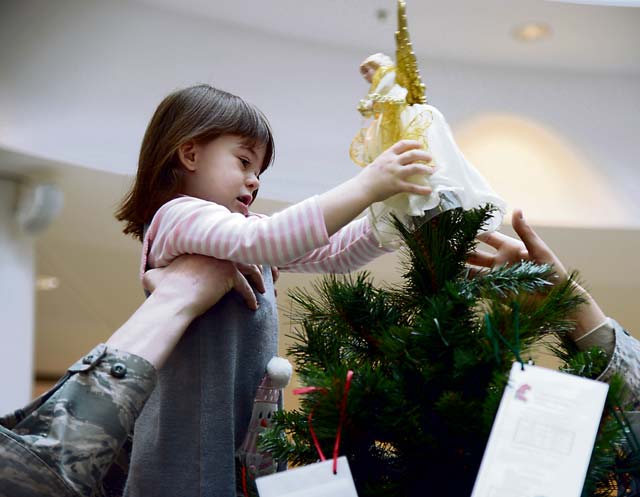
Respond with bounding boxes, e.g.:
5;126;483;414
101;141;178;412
515;384;531;402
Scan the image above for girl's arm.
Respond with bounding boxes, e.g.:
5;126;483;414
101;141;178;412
144;140;433;273
146;196;389;276
143;195;329;273
280;215;391;274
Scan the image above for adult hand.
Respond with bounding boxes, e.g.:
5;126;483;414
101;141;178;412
469;209;568;282
271;266;280;297
234;263;266;294
109;255;259;368
468;209;606;338
143;255;258;314
232;263;280;296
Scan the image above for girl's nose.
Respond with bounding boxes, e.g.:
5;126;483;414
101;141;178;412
246;174;260;191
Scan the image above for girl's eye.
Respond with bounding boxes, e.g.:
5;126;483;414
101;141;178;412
239;158;251;168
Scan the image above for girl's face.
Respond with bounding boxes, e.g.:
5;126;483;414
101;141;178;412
179;134;266;216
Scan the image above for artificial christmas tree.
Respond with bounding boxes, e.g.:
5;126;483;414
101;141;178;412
260;207;640;496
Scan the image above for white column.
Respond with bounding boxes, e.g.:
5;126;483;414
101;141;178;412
0;178;35;414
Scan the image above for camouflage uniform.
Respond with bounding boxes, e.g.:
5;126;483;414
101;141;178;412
0;344;156;497
600;320;640;496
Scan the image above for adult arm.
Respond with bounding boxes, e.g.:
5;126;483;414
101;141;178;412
108;255;256;369
469;209;640;401
0;256;256;497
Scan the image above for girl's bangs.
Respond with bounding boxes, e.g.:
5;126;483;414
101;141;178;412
231;102;274;172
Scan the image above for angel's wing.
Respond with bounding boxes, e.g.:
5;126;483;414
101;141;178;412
395;0;426;105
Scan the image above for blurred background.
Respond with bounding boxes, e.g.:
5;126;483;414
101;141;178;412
1;0;639;412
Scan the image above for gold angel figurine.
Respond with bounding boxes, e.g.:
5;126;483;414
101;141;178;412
350;0;505;246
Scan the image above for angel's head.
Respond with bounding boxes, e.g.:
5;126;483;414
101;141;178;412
359;53;394;83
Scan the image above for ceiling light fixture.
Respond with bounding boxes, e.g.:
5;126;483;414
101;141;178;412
36;275;60;291
512;22;553;42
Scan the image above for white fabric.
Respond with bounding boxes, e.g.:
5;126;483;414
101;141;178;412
596;319;640;409
368;104;507;246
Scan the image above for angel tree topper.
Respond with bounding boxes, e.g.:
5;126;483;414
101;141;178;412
350;0;505;246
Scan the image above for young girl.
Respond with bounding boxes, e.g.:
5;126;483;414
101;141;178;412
116;84;433;497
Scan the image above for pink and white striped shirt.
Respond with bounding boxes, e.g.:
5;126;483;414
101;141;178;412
141;195;392;277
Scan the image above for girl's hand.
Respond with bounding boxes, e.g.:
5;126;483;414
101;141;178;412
359;140;434;203
317;140;434;237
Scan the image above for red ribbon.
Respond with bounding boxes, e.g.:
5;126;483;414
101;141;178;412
293;370;354;475
241;464;249;497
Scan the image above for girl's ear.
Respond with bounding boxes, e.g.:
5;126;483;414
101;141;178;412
177;141;198;172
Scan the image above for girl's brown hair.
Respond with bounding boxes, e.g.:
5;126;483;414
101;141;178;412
115;84;275;241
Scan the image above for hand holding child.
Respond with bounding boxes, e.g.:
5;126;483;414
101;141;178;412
143;255;259;313
234;263;280;296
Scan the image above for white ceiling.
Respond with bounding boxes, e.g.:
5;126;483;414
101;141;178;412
1;0;639;377
134;0;640;73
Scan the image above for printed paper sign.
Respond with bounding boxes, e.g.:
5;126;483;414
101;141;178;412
256;456;358;497
471;362;609;497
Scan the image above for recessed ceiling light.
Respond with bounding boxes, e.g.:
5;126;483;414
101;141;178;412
36;275;60;291
512;22;553;42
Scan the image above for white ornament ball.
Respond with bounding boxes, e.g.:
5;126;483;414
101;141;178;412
266;357;293;388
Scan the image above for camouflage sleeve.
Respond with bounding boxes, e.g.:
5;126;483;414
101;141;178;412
597;319;640;410
0;344;156;497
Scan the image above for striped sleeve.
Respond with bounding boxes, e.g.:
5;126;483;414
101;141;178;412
141;195;329;275
280;216;393;274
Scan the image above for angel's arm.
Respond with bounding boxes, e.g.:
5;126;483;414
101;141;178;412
371;71;403;98
359;70;408;117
